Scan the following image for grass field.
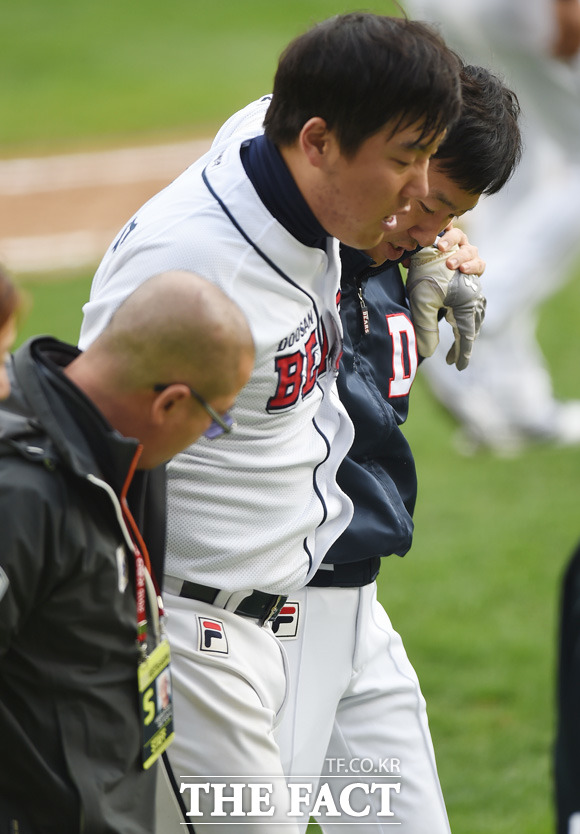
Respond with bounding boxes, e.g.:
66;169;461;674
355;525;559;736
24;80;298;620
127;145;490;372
0;0;400;153
5;1;580;831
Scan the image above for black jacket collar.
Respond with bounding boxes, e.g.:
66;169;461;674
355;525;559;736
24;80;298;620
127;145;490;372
2;337;139;497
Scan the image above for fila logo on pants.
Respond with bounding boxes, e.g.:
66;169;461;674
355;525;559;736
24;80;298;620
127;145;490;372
272;602;300;639
198;616;229;654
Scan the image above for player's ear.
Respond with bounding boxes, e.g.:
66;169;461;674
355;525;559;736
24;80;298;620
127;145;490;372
150;384;190;425
300;117;332;167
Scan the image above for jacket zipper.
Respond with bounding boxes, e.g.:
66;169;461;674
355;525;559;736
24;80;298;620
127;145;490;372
355;275;370;335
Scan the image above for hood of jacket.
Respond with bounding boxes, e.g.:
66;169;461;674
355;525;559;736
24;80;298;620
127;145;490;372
0;336;139;493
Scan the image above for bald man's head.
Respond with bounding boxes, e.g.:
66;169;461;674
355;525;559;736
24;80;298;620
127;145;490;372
66;271;254;467
89;270;254;399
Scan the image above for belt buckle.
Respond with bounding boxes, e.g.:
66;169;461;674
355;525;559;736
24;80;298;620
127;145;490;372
260;594;286;627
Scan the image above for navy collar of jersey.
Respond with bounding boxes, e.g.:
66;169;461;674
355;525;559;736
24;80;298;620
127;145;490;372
340;242;422;283
240;133;328;250
340;245;375;277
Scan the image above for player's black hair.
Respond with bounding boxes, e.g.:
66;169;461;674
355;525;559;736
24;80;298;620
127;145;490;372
264;13;462;156
434;64;522;196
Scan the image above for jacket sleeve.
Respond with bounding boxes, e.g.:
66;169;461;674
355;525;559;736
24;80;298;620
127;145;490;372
0;462;61;656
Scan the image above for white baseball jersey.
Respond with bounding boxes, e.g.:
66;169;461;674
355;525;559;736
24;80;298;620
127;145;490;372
79;123;354;594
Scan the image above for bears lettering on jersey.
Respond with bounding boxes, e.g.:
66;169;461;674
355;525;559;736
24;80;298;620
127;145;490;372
268;318;329;412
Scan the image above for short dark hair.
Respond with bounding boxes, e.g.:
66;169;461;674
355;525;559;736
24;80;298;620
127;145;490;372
434;64;522;196
264;13;462;156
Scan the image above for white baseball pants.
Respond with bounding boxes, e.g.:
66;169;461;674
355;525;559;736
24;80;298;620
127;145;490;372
275;582;451;833
155;591;301;834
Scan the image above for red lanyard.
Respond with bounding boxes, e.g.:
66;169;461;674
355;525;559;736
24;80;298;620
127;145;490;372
120;445;164;647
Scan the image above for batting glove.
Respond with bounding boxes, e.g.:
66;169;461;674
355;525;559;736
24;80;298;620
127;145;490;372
406;244;486;371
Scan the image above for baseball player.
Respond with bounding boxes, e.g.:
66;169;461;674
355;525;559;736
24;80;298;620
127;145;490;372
269;65;522;831
78;14;462;832
405;0;580;452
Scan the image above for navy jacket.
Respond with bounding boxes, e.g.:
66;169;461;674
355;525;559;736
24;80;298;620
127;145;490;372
313;246;419;587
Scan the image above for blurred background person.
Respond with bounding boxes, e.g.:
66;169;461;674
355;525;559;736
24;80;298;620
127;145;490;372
405;0;580;454
0;265;22;400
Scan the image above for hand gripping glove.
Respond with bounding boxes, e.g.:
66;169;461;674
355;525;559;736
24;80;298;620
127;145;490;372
406;244;486;370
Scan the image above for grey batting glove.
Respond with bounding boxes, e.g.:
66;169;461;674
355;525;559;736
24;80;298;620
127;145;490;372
406;244;486;371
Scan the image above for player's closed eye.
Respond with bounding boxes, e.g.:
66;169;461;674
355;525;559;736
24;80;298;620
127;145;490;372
393;158;414;169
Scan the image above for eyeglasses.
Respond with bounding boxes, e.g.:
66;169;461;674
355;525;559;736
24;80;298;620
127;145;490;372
153;384;235;439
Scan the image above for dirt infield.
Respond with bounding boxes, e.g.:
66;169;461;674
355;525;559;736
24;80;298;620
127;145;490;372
0;139;211;276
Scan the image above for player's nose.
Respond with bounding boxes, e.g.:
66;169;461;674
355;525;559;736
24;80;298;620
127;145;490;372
401;158;430;201
407;220;442;249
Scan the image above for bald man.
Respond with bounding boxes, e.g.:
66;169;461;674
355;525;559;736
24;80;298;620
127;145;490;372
0;271;253;834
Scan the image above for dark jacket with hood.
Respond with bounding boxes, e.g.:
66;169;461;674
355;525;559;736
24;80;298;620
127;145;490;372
0;336;159;834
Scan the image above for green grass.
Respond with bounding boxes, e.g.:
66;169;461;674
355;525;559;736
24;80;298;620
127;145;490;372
15;272;94;346
0;0;400;155
382;412;573;833
378;265;580;833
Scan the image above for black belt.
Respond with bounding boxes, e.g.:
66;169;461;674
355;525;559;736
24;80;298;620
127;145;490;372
179;581;287;627
308;556;381;588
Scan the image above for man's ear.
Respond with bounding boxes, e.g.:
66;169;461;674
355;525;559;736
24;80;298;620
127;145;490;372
150;384;190;425
299;117;332;167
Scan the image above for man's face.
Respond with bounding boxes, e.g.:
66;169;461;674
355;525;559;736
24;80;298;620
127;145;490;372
140;349;254;470
311;120;444;251
173;388;239;458
365;162;480;265
138;389;239;470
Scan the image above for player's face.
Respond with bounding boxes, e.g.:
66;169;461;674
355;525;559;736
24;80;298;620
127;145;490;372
366;163;480;265
313;120;444;251
0;315;17;400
